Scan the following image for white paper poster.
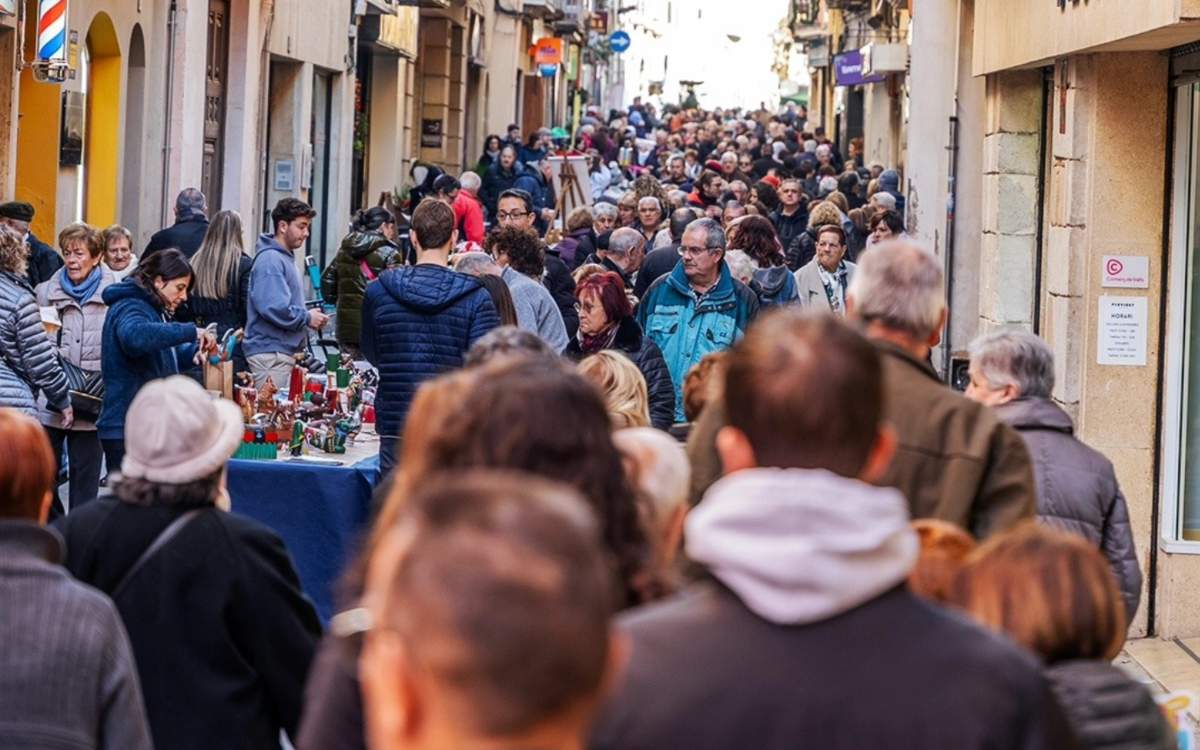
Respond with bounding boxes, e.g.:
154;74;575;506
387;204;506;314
1097;296;1147;366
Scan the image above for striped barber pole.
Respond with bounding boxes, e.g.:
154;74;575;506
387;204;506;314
37;0;67;62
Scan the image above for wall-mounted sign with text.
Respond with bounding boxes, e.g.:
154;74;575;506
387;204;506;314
1101;255;1149;289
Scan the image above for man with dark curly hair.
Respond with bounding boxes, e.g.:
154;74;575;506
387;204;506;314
487;223;568;352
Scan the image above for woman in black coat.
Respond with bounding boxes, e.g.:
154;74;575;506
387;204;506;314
564;271;674;430
176;209;254;371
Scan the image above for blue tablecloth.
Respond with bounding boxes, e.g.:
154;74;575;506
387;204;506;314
228;455;381;623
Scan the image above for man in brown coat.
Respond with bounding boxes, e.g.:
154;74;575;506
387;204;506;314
846;240;1034;538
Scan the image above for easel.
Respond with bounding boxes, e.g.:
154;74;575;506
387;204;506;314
556;158;588;232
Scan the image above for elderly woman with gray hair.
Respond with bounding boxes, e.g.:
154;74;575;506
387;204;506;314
965;328;1142;622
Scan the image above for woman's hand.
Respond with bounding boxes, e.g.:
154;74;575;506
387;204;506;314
198;330;219;356
60;406;74;429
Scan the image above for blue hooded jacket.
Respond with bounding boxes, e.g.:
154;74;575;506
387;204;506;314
97;279;198;440
361;264;500;437
637;261;759;422
244;234;309;358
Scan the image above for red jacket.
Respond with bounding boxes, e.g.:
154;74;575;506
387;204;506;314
453;191;485;245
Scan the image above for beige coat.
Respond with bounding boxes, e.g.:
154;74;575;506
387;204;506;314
794;257;856;312
35;268;114;430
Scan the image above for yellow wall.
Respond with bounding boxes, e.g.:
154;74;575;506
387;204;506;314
85;13;120;227
14;8;59;240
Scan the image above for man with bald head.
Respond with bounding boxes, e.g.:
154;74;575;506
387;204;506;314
596;227;645;289
846;241;1034;538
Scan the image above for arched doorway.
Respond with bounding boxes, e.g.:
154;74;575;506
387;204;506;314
84;13;121;227
121;25;146;238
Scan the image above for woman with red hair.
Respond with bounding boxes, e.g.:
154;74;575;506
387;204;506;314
565;271;674;430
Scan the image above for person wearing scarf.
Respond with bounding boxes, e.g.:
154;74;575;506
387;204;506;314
564;271;675;431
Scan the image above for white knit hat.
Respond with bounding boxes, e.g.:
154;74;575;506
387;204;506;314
122;376;244;484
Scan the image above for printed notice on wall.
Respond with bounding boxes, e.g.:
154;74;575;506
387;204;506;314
1097;296;1147;366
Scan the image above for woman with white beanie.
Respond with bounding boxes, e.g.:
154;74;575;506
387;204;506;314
54;375;320;750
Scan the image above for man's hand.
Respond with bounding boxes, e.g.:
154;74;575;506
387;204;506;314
541;208;557;223
307;309;330;330
198;330;219;355
60;406;74;429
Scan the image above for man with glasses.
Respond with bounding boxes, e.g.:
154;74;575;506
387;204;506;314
769;178;809;252
493;189;577;338
637;218;759;423
795;225;856;315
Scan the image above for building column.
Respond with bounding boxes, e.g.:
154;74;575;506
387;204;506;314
418;17;453;170
368;55;405;205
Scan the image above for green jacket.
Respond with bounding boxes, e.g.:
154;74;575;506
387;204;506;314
321;230;401;346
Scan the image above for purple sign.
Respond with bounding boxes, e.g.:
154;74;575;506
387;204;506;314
834;50;886;87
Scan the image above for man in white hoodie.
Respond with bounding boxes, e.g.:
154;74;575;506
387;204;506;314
588;311;1076;750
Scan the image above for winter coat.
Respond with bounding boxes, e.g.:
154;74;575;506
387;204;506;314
361;264;500;438
0;270;69;416
637;261;759;422
557;226;594;270
176;255;254;338
26;232;64;288
0;521;153;750
769;207;808;253
142;214;210;261
1043;660;1173;750
36;267;115;430
875;340;1036;539
786;226;818;271
96;279;198;441
879;169;907;216
750;265;799;307
574;227;600;269
452;190;486;245
795;257;857;313
480;163;520;220
565;316;675;430
632;245;680;301
590;469;1076;750
501;265;568;352
320;231;401;347
995;398;1143;620
543;250;580;339
54;499;321;750
244;234;308;358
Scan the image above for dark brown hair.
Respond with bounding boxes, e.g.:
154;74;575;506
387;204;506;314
0;410;55;519
372;471;613;735
723;310;882;477
952;522;1128;663
411;197;456;250
488;225;544;277
817;224;847;247
477;273;519;326
271;197;316;233
728;214;784;267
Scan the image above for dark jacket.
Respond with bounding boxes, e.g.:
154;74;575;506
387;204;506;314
995;398;1143;619
361;264;500;438
54;499;321;750
0;521;153;750
591;583;1076;750
177;255;254;338
769;207;807;254
557;226;594;270
296;634;366;750
143;214;210;261
786;226;817;271
480;163;520;220
320;230;401;347
633;245;680;301
26;232;63;288
96;279;198;441
749;265;799;307
543;249;579;339
565;316;675;430
875;341;1036;538
1043;660;1173;750
0;270;69;415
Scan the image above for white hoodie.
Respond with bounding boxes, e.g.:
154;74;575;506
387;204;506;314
686;467;919;626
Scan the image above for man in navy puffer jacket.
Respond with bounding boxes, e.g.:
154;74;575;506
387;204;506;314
362;199;500;473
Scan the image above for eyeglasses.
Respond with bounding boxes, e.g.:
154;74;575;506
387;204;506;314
678;245;715;257
496;211;529;221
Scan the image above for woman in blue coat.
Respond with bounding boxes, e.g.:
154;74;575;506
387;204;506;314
97;248;216;474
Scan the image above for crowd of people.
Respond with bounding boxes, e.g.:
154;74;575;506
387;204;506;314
0;100;1175;750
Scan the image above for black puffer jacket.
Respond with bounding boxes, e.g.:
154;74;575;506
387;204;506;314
994;398;1142;620
565;316;674;431
786;227;817;271
1043;660;1173;750
0;271;69;415
320;231;401;347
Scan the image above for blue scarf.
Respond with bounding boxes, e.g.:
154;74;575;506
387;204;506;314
60;266;102;305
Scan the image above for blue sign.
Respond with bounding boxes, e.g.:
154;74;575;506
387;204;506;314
539;63;557;77
833;50;885;87
609;30;631;53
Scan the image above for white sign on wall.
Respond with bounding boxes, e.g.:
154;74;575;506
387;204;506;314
1097;296;1148;366
0;1;13;15
1102;255;1150;288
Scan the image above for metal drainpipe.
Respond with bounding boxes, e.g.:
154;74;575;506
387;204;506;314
160;0;177;228
943;114;958;381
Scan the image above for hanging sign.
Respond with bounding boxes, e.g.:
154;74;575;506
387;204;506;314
534;37;564;66
37;0;67;62
539;63;558;78
609;30;631;54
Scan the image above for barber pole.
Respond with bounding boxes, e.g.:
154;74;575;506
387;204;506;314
37;0;67;64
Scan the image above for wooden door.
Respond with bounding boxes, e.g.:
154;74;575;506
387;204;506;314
522;74;543;141
202;0;229;206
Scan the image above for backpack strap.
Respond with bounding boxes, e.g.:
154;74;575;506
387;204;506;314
111;508;204;599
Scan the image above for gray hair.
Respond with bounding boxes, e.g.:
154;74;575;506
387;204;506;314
724;249;756;285
683;218;726;251
871;192;897;211
453;251;500;277
608;227;645;256
613;427;690;518
847;240;944;339
464;326;556;368
968;329;1055;398
593;202;618;220
175;187;207;218
459;171;482;193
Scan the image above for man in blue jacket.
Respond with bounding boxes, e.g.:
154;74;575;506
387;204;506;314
637;217;758;423
244;198;329;389
362;198;500;472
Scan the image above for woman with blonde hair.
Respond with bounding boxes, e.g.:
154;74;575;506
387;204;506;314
578;350;651;429
953;523;1172;749
177;210;253;369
